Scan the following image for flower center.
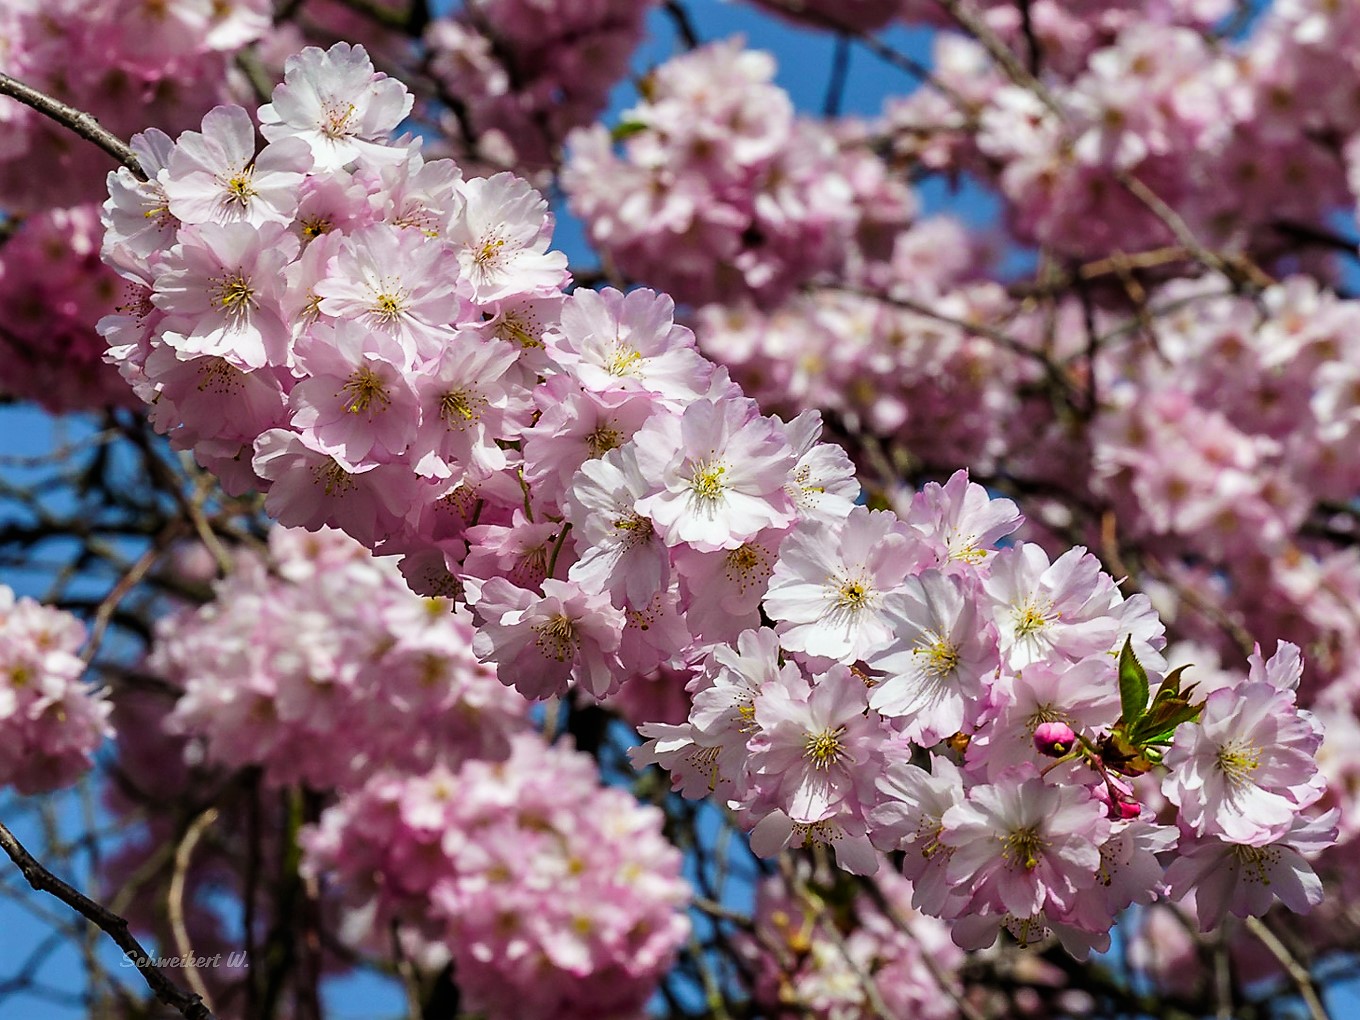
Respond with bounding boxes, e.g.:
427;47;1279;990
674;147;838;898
735;700;757;733
300;216;332;241
804;726;847;769
1216;739;1262;784
613;512;653;546
371;292;406;323
340;366;391;415
320;100;358;139
585;423;622;457
914;635;960;678
723;543;771;593
213;272;256;318
605;344;644;378
440;389;485;427
689;460;728;505
532;614;577;662
473;234;507;275
495;311;542;349
312;458;355;497
949;531;986;564
1013;598;1055;636
833;577;872;611
196;357;244;395
1001;827;1046;871
223;169;256;208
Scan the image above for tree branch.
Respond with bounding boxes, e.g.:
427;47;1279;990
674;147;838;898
1245;916;1331;1020
663;0;702;49
0;819;215;1019
0;72;143;178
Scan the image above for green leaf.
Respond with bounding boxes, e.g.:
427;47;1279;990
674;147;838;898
610;120;648;142
1129;700;1203;747
1118;637;1150;727
1124;663;1206;748
1151;665;1191;703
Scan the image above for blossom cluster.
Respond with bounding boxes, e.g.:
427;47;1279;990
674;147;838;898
300;734;692;1020
563;39;893;308
0;204;134;411
756;0;1232;58
100;39;1336;956
0;584;110;794
746;862;965;1019
424;0;660;170
883;0;1358;260
151;526;529;791
633;471;1335;953
0;0;270;211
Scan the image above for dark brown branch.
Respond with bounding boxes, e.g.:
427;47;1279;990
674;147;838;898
0;72;143;178
663;0;702;49
1270;219;1360;255
0;819;215;1020
823;34;851;117
1016;0;1042;75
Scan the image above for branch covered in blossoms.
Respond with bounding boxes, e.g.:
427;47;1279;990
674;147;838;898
88;40;1337;964
2;1;1359;1015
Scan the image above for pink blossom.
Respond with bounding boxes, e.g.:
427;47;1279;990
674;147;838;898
313;224;465;362
161;105;311;227
1165;810;1337;931
563;446;671;610
152;221;298;370
749;665;880;824
764;506;928;660
289;320;422;467
1163;674;1324;845
258;42;414;170
448;173;568;304
941;768;1111;917
633;398;797;552
867;569;998;745
468;578;625;700
547;287;713;409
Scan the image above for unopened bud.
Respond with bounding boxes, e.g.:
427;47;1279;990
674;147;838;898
1033;721;1077;758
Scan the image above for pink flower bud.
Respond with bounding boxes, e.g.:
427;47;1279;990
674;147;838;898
1093;772;1143;820
1033;721;1077;758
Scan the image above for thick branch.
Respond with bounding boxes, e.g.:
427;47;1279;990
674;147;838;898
0;819;215;1019
0;72;143;178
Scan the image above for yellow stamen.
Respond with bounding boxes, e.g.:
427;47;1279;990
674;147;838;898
804;726;846;768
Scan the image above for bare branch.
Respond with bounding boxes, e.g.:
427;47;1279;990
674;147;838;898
0;819;216;1020
170;808;221;1017
0;72;143;178
1245;916;1332;1020
663;0;702;49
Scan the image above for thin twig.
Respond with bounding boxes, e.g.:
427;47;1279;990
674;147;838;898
762;0;973;113
82;530;179;665
1016;0;1042;75
1116;172;1271;288
858;876;986;1020
0;72;143;177
930;0;1268;289
663;0;701;49
835;286;1084;405
933;0;1062;114
0;820;215;1020
1245;916;1331;1020
169;808;221;1016
824;34;851;117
